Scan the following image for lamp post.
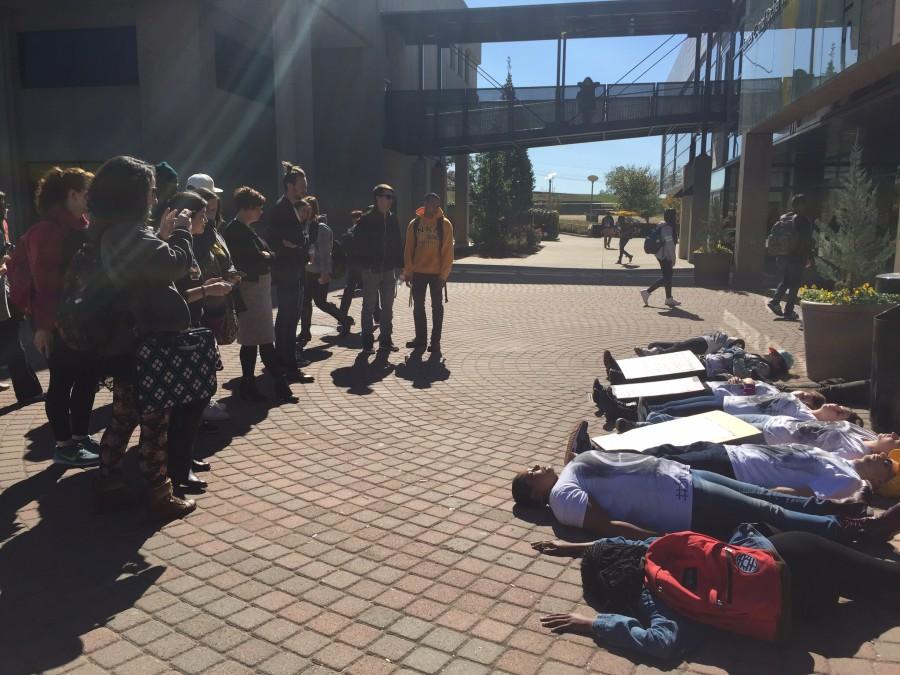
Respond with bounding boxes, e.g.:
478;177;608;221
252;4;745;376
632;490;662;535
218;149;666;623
546;172;556;208
588;175;598;221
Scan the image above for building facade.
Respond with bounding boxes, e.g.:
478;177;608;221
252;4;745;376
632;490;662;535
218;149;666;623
0;0;480;240
660;0;900;280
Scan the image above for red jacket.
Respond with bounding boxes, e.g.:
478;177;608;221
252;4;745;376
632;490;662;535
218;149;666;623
20;206;88;331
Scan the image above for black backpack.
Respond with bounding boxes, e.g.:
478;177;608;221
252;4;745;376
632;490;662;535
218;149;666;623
643;224;663;254
57;239;128;353
331;238;348;279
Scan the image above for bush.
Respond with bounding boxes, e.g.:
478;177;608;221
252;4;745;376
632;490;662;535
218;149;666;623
527;208;560;240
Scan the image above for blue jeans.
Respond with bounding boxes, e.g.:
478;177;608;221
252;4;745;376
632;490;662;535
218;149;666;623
643;412;772;430
648;395;721;417
691;470;845;542
772;257;805;314
274;279;302;368
362;268;396;345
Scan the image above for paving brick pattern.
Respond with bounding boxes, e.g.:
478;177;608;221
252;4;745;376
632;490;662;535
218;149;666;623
1;250;898;674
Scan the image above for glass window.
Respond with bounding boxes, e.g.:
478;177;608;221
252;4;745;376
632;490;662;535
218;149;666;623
214;32;275;106
18;27;139;88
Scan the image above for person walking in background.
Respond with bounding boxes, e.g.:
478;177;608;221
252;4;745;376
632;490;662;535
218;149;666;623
768;194;814;321
600;213;614;249
353;184;404;354
268;162;310;378
616;216;633;264
223;187;298;403
8;167;99;467
0;190;42;403
402;193;453;356
298;197;352;348
641;208;681;308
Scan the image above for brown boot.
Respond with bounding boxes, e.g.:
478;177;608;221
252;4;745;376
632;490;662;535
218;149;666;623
95;472;136;513
145;478;196;521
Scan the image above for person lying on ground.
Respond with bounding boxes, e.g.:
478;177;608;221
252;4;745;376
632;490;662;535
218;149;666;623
595;382;857;427
534;529;900;660
511;425;900;545
602;344;792;384
565;420;896;502
633;331;745;357
616;410;898;460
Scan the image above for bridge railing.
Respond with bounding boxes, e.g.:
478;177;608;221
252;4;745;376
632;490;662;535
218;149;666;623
385;80;730;154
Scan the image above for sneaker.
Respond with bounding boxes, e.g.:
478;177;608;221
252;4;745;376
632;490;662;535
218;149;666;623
567;421;593;457
0;381;10;392
74;435;101;454
54;444;100;468
633;347;659;357
615;418;639;433
767;300;783;316
202;401;231;422
640;290;650;306
783;311;799;321
664;297;682;307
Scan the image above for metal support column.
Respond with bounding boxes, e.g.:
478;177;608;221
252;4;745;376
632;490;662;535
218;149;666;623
555;37;562;123
561;32;568;122
436;44;443;91
418;44;424;90
702;32;713;155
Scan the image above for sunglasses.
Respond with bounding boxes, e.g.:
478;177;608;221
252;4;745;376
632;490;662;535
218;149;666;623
376;193;395;201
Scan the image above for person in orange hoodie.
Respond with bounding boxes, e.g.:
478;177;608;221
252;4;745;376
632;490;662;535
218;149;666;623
401;193;453;355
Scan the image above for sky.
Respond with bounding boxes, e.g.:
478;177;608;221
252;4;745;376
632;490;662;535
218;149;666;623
465;0;688;194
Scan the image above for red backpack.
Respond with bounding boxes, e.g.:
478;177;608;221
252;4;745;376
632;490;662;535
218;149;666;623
644;532;791;642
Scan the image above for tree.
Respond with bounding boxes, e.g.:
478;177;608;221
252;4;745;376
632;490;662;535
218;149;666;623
501;59;534;217
605;165;662;221
816;141;894;288
471;151;511;253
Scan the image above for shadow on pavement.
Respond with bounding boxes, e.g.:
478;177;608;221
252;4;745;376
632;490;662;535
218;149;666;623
330;351;395;395
657;307;704;321
394;350;451;389
0;468;163;674
194;379;273;463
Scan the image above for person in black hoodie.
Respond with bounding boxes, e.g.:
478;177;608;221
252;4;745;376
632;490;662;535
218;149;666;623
268;162;311;378
353;184;404;354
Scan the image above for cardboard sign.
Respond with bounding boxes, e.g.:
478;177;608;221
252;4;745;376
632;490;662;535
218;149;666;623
610;376;707;402
592;411;763;452
616;350;705;383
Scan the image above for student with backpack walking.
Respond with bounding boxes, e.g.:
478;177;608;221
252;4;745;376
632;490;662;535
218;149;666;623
402;193;454;355
8;167;100;467
535;528;900;658
297;197;352;347
767;194;814;321
640;208;681;308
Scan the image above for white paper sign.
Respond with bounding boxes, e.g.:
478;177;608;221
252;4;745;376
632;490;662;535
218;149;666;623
610;376;706;401
616;350;705;382
592;411;763;452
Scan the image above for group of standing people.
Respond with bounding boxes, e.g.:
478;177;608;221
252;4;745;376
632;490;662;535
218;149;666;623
0;155;454;522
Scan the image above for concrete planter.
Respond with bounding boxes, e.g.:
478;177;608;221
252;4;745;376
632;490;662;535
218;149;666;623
800;301;894;381
692;251;731;288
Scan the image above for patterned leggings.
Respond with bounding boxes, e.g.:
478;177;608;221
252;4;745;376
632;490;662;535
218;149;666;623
99;379;171;484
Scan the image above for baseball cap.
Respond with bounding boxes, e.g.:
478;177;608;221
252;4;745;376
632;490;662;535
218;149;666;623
876;448;900;498
186;173;223;195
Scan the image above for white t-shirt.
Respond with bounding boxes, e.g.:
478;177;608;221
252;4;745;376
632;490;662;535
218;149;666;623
707;380;780;402
723;393;816;420
760;417;876;460
549;452;693;534
724;443;862;500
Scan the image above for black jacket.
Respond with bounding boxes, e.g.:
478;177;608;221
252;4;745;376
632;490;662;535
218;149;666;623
789;214;815;264
351;206;403;271
222;218;273;282
267;195;308;283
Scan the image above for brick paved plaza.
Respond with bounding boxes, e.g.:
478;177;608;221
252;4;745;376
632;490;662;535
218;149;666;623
1;236;898;675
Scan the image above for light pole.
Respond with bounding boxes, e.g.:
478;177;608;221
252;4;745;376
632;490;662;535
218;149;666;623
546;172;556;208
588;174;598;221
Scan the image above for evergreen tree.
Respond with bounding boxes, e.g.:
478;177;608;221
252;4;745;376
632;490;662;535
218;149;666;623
471;151;511;253
501;60;534;218
816;141;894;288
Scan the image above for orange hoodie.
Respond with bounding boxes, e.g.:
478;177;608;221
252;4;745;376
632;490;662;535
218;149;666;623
404;206;454;280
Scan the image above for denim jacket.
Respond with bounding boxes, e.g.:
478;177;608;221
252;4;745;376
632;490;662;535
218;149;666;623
589;526;774;660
